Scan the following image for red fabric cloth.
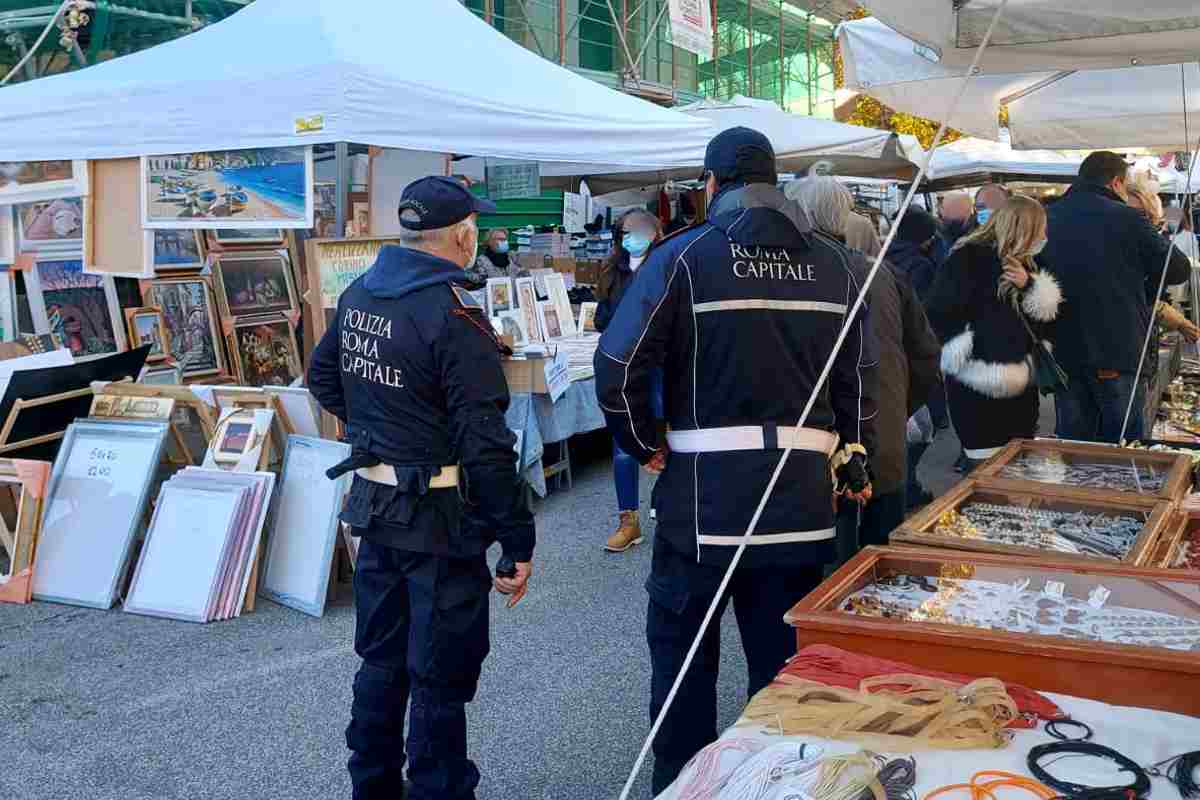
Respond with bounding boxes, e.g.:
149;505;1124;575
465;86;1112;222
778;644;1064;728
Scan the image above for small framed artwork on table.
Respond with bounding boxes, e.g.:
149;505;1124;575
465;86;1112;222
538;301;563;340
213;252;298;318
145;230;205;275
147;277;226;379
230;314;302;387
578;302;598;334
543;273;576;337
213;413;259;464
124;307;171;363
486;277;514;318
514;277;543;343
495;310;529;347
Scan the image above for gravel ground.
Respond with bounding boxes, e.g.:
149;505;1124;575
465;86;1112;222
0;400;1053;800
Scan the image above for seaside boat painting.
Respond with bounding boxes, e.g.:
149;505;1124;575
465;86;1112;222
142;147;313;230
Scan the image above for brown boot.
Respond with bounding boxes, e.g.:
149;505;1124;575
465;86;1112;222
605;510;643;552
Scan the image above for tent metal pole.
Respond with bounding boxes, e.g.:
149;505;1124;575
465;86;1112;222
712;0;719;96
746;0;753;97
807;12;813;115
335;143;348;237
778;2;784;108
558;0;565;63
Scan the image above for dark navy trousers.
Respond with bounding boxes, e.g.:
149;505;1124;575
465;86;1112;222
347;537;492;800
645;536;823;794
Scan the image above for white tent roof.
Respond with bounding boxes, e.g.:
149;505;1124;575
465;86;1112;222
928;135;1083;184
838;18;1200;151
479;95;925;193
0;0;711;166
859;1;1200;72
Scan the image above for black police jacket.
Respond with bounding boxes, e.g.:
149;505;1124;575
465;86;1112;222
594;183;878;569
308;244;535;562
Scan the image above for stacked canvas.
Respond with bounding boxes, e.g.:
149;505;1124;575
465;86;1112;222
124;467;275;623
528;233;571;257
555;333;601;382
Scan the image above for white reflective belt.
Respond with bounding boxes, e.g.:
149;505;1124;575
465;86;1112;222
356;464;459;489
667;426;838;456
692;299;848;315
697;529;837;546
964;446;1002;460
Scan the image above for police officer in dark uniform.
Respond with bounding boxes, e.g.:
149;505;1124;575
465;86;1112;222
309;176;535;800
594;127;877;793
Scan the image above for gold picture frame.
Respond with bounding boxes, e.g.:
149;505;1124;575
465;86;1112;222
124;307;171;364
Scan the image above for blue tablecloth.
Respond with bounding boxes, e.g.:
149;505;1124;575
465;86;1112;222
507;378;606;497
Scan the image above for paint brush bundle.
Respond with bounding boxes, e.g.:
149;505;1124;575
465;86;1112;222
124;467;275;623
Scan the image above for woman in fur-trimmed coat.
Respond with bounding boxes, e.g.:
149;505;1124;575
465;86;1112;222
926;195;1062;465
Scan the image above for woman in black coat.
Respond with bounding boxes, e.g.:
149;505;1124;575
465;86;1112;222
925;195;1062;465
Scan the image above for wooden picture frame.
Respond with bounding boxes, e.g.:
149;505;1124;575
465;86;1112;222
146;276;227;379
90;394;175;422
303;236;401;344
124;307;171;364
889;477;1172;567
144;229;205;275
970;439;1192;502
260;436;352;617
786;546;1200;717
212;251;298;319
228;314;302;387
486;277;514;318
26;256;127;361
31;419;169;609
0;459;48;605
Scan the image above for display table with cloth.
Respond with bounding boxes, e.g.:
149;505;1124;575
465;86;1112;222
506;378;605;497
657;688;1199;800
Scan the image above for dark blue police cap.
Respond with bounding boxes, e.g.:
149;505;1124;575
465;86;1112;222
703;126;777;186
397;176;497;230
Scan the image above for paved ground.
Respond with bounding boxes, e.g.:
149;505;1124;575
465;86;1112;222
0;400;1054;800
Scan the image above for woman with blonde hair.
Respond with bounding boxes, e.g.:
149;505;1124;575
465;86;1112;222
925;195;1063;465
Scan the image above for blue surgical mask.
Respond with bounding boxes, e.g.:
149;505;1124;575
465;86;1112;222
976;208;992;225
495;241;509;254
623;233;651;257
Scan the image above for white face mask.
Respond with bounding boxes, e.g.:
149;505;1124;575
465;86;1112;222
1030;238;1047;256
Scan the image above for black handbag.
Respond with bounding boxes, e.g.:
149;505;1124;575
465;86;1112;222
1019;313;1068;396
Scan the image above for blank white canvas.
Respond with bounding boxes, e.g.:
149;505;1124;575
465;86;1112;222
33;426;165;608
267;387;321;438
262;437;350;617
544;273;576;337
125;487;242;622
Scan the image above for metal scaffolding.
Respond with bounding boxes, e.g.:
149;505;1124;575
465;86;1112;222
462;0;837;114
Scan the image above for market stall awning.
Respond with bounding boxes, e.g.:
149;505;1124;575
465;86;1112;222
0;0;712;166
838;17;1200;151
922;135;1084;190
858;1;1200;72
485;95;926;193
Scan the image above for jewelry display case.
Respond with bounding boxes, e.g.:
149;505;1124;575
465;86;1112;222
785;547;1200;716
890;478;1173;566
972;439;1192;502
1151;512;1199;570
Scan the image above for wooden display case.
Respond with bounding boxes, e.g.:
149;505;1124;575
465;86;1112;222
786;546;1200;716
890;477;1172;566
973;439;1192;502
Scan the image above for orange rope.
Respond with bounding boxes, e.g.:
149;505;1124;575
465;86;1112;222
924;771;1057;800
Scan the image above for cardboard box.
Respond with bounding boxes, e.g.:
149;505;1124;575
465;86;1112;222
575;259;601;285
550;257;575;275
502;357;549;394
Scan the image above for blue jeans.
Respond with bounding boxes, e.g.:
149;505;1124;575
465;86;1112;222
1056;371;1145;443
613;369;664;512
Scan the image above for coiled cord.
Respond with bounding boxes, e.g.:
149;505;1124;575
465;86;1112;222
1027;742;1150;800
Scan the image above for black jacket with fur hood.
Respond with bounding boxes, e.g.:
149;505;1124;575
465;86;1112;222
926;241;1062;399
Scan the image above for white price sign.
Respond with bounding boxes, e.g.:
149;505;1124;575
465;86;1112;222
544;350;570;403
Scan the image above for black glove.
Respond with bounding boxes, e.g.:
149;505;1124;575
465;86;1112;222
835;451;873;503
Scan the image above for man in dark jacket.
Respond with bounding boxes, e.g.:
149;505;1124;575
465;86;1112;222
1045;151;1192;442
887;206;940;301
309;177;535;800
594;127;877;793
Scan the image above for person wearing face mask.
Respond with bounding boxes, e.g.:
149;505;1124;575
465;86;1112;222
926;196;1062;466
309;177;535;800
973;183;1011;228
594;209;665;552
1044;151;1192;443
595;127;877;793
466;228;512;284
887;207;941;302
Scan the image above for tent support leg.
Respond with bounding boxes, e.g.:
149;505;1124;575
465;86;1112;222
712;0;719;97
335;142;349;237
779;3;784;108
558;0;565;64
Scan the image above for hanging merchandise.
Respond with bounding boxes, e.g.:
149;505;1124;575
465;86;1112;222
738;673;1017;750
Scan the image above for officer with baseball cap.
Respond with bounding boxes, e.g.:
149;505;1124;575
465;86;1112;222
309;176;535;800
595;127;877;792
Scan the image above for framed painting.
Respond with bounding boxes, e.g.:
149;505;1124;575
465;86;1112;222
261;436;353;617
0;205;13;265
0;459;48;605
16;197;84;253
212;411;260;464
147;277;226;379
0;160;88;205
31;419;169;609
213;252;298;317
578;302;598;334
210;229;285;248
144;229;204;274
514;277;544;343
124;307;171;363
495;310;528;347
140;363;183;386
230;315;302;387
26;257;126;361
544;272;576;337
486;277;513;318
141;147;314;229
0;273;16;343
538;300;564;340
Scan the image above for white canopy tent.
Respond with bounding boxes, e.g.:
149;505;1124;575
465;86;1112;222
923;134;1084;189
466;95;926;194
838;17;1200;151
0;0;711;166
